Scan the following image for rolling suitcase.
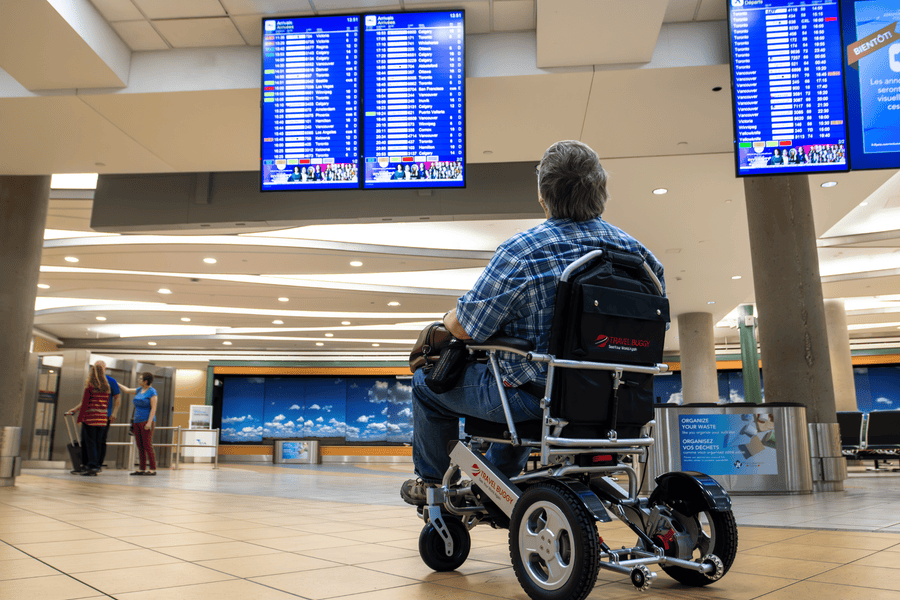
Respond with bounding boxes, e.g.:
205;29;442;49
64;413;83;472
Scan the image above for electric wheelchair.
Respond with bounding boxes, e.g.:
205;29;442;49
413;249;738;600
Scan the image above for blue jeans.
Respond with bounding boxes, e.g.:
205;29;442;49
412;362;540;483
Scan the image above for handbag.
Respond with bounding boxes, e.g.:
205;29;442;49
409;322;470;394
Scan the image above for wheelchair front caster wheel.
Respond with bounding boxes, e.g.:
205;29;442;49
418;516;470;572
630;565;655;591
702;554;724;581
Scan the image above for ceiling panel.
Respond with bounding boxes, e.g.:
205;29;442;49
221;0;313;14
111;21;170;51
132;0;226;19
0;96;174;174
80;89;260;172
231;15;266;46
89;0;144;22
466;72;593;162
536;0;668;67
493;0;535;32
697;0;727;21
154;17;246;48
664;0;699;23
314;0;399;9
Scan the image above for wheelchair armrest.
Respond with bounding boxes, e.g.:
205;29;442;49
466;334;534;355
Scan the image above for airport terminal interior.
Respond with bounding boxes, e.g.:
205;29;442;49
3;0;900;599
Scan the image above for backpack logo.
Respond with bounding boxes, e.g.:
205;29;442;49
594;335;609;348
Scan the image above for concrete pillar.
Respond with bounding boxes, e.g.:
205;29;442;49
737;304;762;404
824;299;858;413
743;174;845;491
677;312;719;404
0;176;50;486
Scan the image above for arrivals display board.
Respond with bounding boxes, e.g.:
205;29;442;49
729;0;848;176
362;12;465;189
841;0;900;170
260;11;465;191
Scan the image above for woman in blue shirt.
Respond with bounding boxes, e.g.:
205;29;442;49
120;372;158;476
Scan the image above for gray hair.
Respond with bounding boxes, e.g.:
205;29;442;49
537;140;608;221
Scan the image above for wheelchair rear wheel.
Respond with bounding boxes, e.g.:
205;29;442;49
510;481;600;600
657;507;738;586
418;516;471;572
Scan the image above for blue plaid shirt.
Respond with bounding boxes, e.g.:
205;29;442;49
456;217;665;387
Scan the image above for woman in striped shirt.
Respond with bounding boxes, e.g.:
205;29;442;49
65;363;110;476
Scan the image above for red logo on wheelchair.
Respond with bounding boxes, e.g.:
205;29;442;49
471;463;480;476
594;334;609;348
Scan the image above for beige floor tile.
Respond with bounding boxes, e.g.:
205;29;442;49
15;538;140;558
376;538;421;551
300;543;418;565
648;570;794;600
75;562;233;595
333;528;421;543
362;555;508;581
256;533;366;552
811;564;900;591
789;531;900;551
114;578;302;600
212;526;306;541
178;519;262;533
0;574;100;600
41;548;183;574
197;552;339;578
0;528;106;545
0;545;28;560
753;580;900;600
87;524;190;537
853;551;900;569
150;514;235;525
345;582;512;600
744;541;875;564
291;520;370;534
428;566;525;597
727;554;838;579
466;543;514;566
252;564;420;599
0;557;61;580
118;531;230;548
735;527;818;542
155;541;282;561
0;521;82;534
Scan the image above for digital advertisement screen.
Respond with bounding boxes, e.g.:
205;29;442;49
729;0;848;176
362;11;465;189
261;15;360;190
841;0;900;170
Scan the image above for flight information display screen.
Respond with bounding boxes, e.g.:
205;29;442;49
261;15;360;190
729;0;848;176
362;12;465;189
841;0;900;170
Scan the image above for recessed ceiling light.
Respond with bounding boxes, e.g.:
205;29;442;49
278;297;289;302
316;342;324;346
372;343;380;347
148;341;157;346
273;320;284;325
707;301;716;304
158;288;172;294
388;301;400;306
341;321;351;325
96;316;106;321
37;283;50;289
652;188;668;195
181;317;191;322
50;173;98;190
821;181;838;188
860;201;869;206
64;256;79;263
223;341;232;345
731;276;742;280
350;261;363;267
325;333;334;337
203;258;217;264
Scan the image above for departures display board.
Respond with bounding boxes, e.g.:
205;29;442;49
362;12;465;189
260;11;465;191
729;0;848;176
841;0;900;170
261;16;360;190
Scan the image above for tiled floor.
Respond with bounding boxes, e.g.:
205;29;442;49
1;464;899;599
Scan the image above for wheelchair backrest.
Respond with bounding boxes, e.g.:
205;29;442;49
547;250;670;437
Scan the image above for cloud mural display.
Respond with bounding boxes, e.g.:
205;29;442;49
219;376;413;443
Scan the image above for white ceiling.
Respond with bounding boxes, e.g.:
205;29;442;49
1;0;898;362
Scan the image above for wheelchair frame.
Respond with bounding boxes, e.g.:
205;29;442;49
414;250;736;599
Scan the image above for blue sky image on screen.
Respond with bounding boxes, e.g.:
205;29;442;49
362;11;465;189
730;0;848;176
220;376;412;443
841;0;900;169
261;15;360;191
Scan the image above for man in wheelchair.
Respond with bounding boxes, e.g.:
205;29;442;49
402;139;665;504
402;140;738;600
